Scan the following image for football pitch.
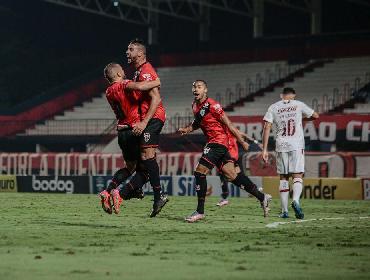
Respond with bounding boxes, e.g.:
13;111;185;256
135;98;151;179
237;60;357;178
0;193;369;280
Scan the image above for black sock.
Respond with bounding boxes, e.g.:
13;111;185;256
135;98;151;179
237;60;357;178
220;176;229;199
106;168;132;192
142;157;161;201
232;173;264;202
119;171;148;199
194;172;207;214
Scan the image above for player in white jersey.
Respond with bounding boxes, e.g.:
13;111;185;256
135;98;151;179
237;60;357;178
261;87;319;219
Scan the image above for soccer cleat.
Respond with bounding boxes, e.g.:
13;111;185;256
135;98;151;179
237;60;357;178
185;211;205;223
291;200;304;219
99;190;112;214
150;194;169;218
216;199;229;207
111;189;123;215
261;194;272;217
279;211;289;219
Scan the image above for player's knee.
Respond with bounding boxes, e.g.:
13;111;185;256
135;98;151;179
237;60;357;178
279;180;289;192
293;177;303;184
125;161;137;173
221;165;237;181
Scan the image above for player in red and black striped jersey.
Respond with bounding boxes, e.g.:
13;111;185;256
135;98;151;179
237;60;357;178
99;62;160;214
178;80;272;222
125;38;168;217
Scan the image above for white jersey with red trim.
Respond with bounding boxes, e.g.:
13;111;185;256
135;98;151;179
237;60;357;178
263;99;314;152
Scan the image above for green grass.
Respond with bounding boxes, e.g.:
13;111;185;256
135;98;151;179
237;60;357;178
0;193;369;280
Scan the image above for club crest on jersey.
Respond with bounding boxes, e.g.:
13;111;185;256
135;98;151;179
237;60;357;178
213;103;222;113
142;73;152;81
144;132;151;142
203;147;210;154
200;109;205;116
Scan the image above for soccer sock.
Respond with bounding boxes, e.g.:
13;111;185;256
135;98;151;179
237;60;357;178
119;171;149;200
142;157;161;201
231;173;264;202
279;180;289;212
220;176;229;199
194;171;207;214
106;168;132;192
292;177;303;203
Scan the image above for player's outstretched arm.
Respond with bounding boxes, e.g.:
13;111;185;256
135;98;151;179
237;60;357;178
240;131;263;150
262;122;272;162
178;120;199;135
219;114;249;151
125;78;160;91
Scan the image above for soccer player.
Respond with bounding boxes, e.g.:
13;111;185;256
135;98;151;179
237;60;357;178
217;131;263;207
124;38;168;217
262;87;319;219
99;62;160;214
178;80;272;223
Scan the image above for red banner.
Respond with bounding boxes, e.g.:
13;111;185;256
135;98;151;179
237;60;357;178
1;152;369;178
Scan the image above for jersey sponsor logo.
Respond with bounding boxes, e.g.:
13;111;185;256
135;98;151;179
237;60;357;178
32;176;74;193
144;132;151;142
213;103;222;113
203;147;210;154
142;73;152;81
277;106;297;114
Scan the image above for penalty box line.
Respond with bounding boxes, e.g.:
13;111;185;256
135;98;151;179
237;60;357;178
266;216;370;228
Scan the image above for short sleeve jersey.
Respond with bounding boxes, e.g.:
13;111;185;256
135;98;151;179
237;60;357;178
263;99;314;152
133;62;166;122
192;97;228;147
105;80;140;128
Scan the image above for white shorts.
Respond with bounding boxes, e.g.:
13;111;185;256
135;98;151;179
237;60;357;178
276;149;305;174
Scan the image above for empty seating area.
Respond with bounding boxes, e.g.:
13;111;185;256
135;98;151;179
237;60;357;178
344;103;370;114
23;60;296;135
22;57;369;136
230;57;370;116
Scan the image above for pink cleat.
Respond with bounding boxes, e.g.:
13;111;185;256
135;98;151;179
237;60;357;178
99;190;112;214
216;199;229;207
111;189;123;215
185;211;205;223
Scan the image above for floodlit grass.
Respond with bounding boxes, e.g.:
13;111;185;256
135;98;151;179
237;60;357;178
0;193;369;280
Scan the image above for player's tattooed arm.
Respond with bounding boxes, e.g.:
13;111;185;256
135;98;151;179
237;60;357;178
240;131;263;150
262;122;272;162
178;120;198;135
219;114;249;151
125;78;160;91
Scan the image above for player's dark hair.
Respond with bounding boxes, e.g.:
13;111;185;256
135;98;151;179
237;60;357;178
104;62;120;83
129;38;146;55
193;79;208;88
282;87;296;95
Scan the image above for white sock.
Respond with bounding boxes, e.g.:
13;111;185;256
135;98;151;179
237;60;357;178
279;180;289;213
292;178;303;203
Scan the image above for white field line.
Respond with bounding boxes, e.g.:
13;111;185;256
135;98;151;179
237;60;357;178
266;216;370;228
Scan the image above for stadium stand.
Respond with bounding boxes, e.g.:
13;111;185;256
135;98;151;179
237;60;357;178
229;56;370;116
22;60;301;135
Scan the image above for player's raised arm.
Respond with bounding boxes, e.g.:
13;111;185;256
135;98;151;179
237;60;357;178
262;121;272;162
125;78;160;91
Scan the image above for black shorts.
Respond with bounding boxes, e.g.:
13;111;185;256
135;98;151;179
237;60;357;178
199;143;234;170
117;128;140;162
140;118;164;148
